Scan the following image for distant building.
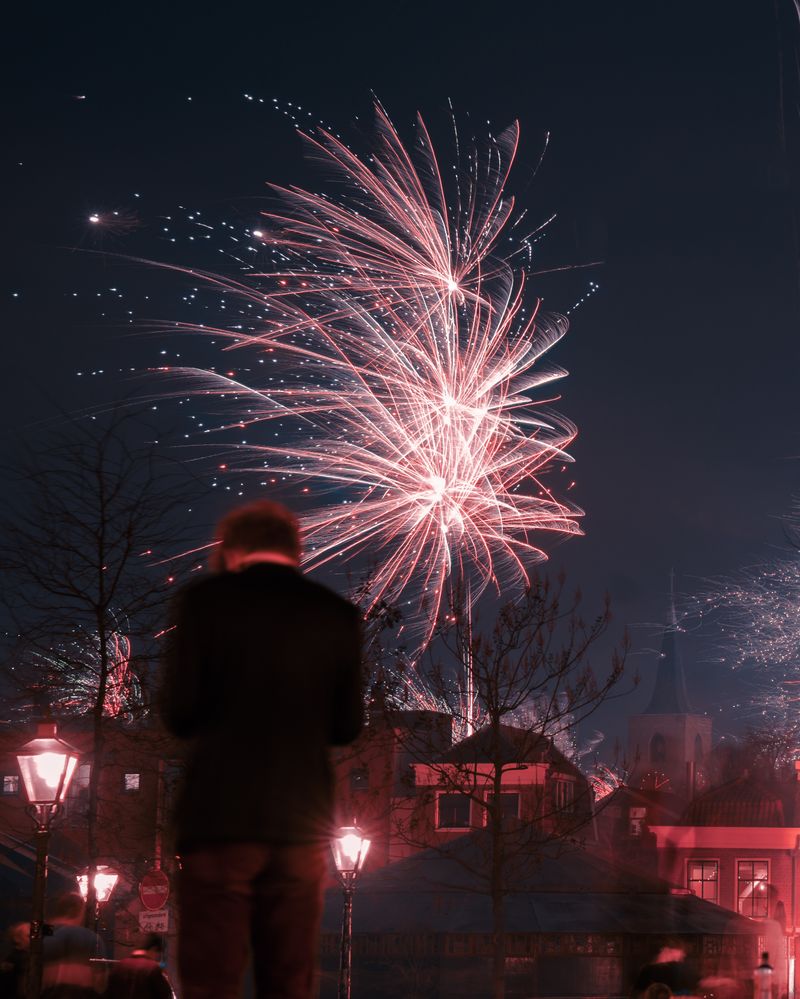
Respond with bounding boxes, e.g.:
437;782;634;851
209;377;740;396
320;827;763;998
604;595;796;997
627;601;712;800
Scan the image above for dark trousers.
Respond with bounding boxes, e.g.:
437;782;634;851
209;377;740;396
177;841;328;999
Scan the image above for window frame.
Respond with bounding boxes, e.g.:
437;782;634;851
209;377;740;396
483;791;521;824
553;777;576;813
687;858;719;904
2;774;20;795
736;858;770;918
435;792;472;831
349;767;369;792
123;772;141;793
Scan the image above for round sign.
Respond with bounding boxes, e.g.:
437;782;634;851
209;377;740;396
139;869;170;911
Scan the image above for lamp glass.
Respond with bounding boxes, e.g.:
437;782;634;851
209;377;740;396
77;866;119;903
332;826;371;875
16;723;80;806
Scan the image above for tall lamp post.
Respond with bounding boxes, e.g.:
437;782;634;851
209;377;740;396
16;721;80;999
331;826;370;999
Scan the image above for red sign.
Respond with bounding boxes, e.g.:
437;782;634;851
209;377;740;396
139;869;170;911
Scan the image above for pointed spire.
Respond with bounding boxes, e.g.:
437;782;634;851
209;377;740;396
643;572;691;714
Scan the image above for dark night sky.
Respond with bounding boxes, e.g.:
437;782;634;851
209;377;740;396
2;2;798;746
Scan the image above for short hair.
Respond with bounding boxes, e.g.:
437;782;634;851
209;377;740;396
49;893;85;921
214;500;301;563
143;933;164;953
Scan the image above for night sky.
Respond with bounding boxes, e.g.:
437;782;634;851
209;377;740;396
2;2;798;747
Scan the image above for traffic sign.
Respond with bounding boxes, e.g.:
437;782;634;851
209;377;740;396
138;908;169;933
139;869;170;911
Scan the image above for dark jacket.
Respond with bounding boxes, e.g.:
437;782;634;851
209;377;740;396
106;953;172;999
161;563;363;849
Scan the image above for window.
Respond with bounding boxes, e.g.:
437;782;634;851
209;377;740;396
350;767;369;792
694;733;704;763
486;792;520;821
688;860;718;903
553;779;575;813
436;793;471;829
737;860;769;917
123;772;140;792
629;806;646;837
650;733;666;763
2;775;19;795
63;764;91;819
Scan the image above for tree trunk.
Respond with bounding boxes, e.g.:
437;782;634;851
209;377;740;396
490;726;506;999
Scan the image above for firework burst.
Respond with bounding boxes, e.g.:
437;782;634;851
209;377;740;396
162;104;583;640
684;519;800;723
13;629;145;722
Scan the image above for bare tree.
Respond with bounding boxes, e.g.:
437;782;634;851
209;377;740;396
0;413;200;924
341;575;630;999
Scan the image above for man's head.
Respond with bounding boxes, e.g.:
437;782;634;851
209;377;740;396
655;937;686;963
142;933;164;959
48;892;86;925
213;500;301;572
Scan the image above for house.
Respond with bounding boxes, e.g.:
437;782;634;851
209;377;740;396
319;828;764;998
603;604;798;996
334;711;595;868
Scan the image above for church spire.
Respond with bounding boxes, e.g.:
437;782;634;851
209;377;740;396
643;571;691;714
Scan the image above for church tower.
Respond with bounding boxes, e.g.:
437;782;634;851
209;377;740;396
627;581;712;799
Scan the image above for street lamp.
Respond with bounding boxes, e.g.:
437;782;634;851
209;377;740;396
16;721;80;999
77;864;119;932
331;826;370;999
77;866;119;905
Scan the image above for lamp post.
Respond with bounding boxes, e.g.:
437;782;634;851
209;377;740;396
331;826;370;999
16;721;80;999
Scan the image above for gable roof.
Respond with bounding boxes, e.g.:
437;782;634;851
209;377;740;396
433;724;576;773
681;776;787;827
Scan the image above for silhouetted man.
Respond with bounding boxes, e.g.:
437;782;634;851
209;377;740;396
634;941;700;997
161;500;363;999
106;934;172;998
41;893;105;997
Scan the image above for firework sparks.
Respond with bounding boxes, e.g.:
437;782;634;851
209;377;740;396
684;525;800;723
15;630;144;722
161;104;583;641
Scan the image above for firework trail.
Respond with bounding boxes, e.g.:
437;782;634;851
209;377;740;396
13;630;144;722
163;104;583;643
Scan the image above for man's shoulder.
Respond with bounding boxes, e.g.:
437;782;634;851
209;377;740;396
300;575;359;615
44;923;101;955
176;569;359;617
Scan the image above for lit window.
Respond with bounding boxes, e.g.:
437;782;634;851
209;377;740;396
553;779;575;813
436;793;471;829
123;773;140;792
688;860;718;903
2;775;19;795
737;860;769;917
487;792;520;821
